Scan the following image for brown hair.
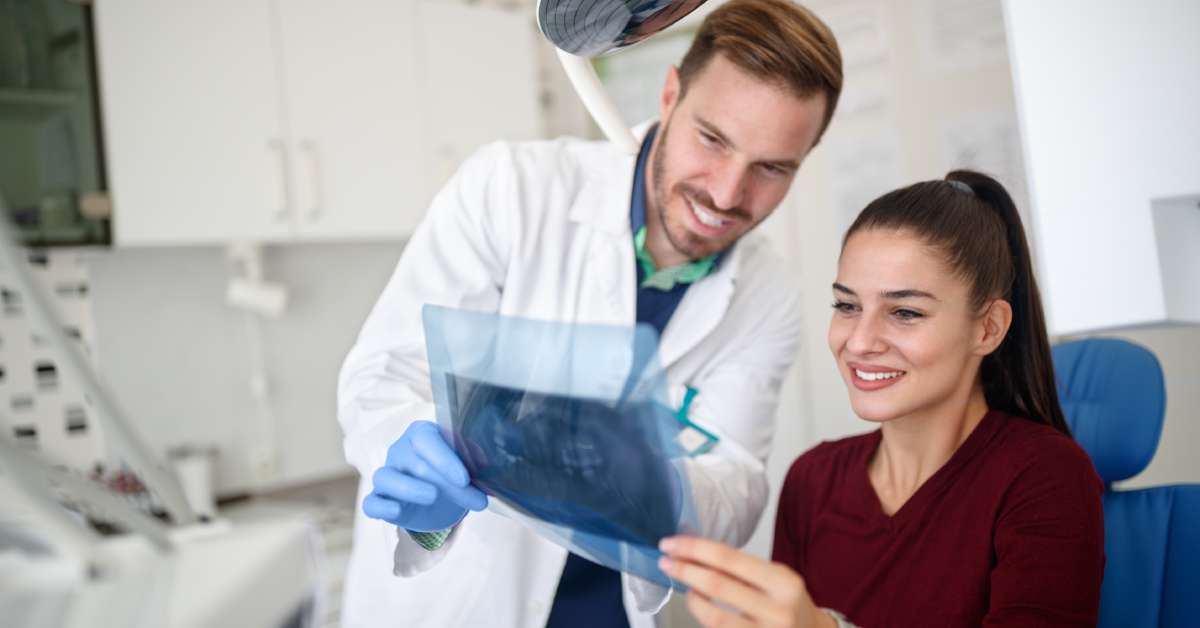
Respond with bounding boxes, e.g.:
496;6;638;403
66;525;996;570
843;170;1070;435
678;0;843;143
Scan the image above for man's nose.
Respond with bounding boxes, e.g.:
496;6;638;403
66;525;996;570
708;160;748;210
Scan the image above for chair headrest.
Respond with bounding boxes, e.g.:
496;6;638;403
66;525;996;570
1052;338;1166;484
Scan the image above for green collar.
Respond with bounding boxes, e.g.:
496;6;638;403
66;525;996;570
634;226;717;291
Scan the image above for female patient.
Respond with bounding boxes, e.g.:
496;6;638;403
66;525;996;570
659;170;1104;627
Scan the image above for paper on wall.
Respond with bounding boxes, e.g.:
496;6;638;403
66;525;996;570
812;0;892;123
826;131;906;236
913;0;1007;75
939;108;1031;221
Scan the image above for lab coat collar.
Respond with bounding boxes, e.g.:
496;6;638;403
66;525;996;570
659;239;741;367
568;121;657;235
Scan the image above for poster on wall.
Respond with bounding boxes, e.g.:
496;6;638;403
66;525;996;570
810;0;893;123
826;131;906;235
938;109;1031;226
913;0;1007;75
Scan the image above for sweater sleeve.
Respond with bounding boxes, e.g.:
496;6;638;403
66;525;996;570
984;436;1105;627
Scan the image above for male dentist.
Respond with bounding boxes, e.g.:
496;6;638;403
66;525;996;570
337;1;843;626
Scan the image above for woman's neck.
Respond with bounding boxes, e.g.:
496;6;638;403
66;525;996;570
869;384;991;515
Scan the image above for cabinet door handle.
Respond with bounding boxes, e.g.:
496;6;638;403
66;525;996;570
268;138;292;222
300;140;323;222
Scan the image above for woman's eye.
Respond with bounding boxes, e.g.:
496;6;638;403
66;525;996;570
893;308;923;321
832;301;858;314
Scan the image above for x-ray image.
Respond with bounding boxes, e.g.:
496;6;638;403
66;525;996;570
424;305;698;589
448;375;682;546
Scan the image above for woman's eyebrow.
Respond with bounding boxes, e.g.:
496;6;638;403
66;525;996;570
832;283;939;302
882;289;939;301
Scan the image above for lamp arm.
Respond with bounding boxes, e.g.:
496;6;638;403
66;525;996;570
555;49;640;155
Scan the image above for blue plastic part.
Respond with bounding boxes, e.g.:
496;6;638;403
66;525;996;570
1052;338;1199;627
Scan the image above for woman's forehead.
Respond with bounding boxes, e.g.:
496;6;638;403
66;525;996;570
837;229;965;298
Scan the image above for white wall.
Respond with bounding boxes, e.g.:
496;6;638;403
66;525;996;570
85;242;402;495
1003;0;1200;488
1004;0;1200;334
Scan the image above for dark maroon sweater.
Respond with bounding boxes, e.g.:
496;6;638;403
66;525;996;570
772;410;1105;627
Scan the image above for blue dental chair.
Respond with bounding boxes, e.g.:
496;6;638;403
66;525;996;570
1052;338;1200;627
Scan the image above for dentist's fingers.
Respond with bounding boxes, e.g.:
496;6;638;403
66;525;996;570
362;492;403;523
402;451;488;512
439;480;489;512
372;466;437;505
408;421;472;488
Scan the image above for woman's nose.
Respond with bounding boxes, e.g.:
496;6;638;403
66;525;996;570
846;313;887;356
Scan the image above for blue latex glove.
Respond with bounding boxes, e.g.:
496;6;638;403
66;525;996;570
362;421;488;532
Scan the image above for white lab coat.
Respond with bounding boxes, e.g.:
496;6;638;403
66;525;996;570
337;125;802;628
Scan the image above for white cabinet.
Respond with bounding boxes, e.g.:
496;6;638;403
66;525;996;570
277;0;426;241
95;1;542;246
415;1;543;200
95;1;293;244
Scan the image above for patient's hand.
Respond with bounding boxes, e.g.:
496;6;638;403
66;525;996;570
658;536;835;628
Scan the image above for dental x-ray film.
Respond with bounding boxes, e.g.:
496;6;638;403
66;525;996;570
423;304;699;589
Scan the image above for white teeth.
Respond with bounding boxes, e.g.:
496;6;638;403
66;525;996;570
689;200;728;229
855;369;903;382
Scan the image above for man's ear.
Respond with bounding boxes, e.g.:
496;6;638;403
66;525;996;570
661;65;681;120
975;299;1013;356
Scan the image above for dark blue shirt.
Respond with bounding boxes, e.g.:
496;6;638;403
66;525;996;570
546;125;690;628
629;125;692;338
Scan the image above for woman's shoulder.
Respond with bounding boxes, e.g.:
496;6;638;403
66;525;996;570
995;412;1095;471
990;411;1104;498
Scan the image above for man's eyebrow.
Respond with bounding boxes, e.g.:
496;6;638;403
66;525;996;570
695;115;800;170
694;115;734;149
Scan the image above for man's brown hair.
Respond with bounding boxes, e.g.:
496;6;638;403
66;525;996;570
678;0;843;143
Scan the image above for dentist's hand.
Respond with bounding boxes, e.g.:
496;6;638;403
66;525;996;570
362;421;488;532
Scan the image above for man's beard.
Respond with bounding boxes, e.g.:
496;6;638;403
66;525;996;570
650;119;751;261
650;119;706;260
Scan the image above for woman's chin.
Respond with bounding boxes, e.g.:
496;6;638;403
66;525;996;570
849;399;903;424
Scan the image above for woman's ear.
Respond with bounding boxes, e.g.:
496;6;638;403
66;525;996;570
975;299;1013;356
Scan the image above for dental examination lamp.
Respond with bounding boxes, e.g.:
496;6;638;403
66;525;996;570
537;0;711;154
